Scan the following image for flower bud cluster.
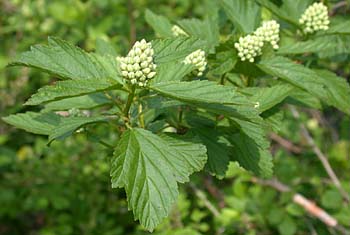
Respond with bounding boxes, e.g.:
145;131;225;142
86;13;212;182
119;39;157;87
255;20;280;49
299;2;329;34
183;49;207;76
172;25;188;37
235;35;264;63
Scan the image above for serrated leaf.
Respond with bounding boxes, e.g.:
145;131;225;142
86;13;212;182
48;116;107;142
152;37;207;64
258;56;350;115
145;9;173;38
192;127;232;178
239;84;294;113
228;130;273;177
177;18;219;52
95;38;118;56
153;62;194;83
9;37;122;83
150;80;254;106
2;112;61;135
278;35;350;58
220;0;261;33
110;128;206;231
256;0;311;26
326;19;350;35
26;78;119;105
44;93;111;111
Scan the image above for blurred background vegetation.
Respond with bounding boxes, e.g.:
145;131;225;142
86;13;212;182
0;0;349;234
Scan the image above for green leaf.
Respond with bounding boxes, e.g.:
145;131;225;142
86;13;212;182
150;80;254;106
153;62;194;83
44;93;111;111
177;18;219;51
239;84;294;113
192;127;232;178
48;116;107;142
152;37;207;64
258;56;350;115
145;9;173;38
2;112;61;135
9;37;122;83
256;0;311;26
228;130;273;177
278;35;350;58
220;0;261;33
25;78;119;105
110;128;206;231
95;38;118;56
326;19;350;35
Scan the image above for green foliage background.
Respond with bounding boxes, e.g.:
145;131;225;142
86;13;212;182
1;0;350;235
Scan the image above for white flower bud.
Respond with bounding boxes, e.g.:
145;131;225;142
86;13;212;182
235;34;263;63
299;2;329;34
183;49;207;76
172;25;188;37
255;20;280;50
118;39;157;87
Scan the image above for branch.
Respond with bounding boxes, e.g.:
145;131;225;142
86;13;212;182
252;178;340;229
270;132;303;154
290;106;350;203
189;183;220;217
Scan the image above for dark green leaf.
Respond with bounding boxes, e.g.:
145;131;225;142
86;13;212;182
2;112;61;135
48;116;107;142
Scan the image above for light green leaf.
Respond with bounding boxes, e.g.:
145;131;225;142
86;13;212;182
145;9;173;38
95;38;118;56
220;0;261;33
278;35;350;58
111;128;206;231
25;78;119;105
258;56;350;115
150;80;254;106
326;19;350;35
2;112;61;135
239;84;294;113
153;62;194;83
44;93;111;111
9;37;122;83
177;18;219;51
152;37;207;64
48;116;107;142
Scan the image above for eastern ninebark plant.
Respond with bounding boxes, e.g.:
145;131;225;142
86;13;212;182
3;0;350;231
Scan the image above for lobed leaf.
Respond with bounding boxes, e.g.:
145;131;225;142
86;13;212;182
111;128;206;231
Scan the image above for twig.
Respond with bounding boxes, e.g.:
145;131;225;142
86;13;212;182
203;176;226;209
270;132;303;154
252;178;341;229
189;183;220;217
330;1;348;16
290;106;350;203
